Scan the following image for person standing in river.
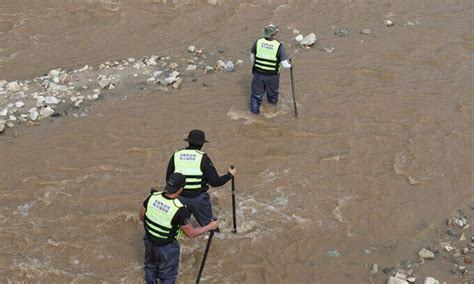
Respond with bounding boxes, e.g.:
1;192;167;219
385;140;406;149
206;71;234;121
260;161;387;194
250;23;292;114
165;129;236;227
140;173;219;284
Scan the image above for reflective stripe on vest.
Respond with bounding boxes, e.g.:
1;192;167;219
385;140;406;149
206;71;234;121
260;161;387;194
144;192;183;240
174;149;205;190
254;38;281;74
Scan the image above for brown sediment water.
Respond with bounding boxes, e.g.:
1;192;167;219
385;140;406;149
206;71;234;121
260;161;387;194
0;0;472;283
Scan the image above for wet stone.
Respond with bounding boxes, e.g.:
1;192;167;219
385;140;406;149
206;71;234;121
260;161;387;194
360;28;372;35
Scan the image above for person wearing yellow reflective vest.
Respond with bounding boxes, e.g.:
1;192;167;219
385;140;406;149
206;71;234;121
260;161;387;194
250;23;292;114
166;129;236;227
139;172;219;284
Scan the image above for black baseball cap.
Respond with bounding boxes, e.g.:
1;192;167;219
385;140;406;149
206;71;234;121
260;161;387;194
165;173;186;193
184;129;209;145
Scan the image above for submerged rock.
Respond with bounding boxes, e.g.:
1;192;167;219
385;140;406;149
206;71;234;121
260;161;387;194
418;248;435;259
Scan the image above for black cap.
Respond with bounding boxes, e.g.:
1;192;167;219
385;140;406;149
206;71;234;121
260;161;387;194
165;173;186;193
184;129;209;145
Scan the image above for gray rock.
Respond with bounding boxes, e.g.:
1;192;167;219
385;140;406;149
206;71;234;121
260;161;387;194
48;82;68;93
98;78;112;89
205;66;215;73
186;65;198;71
360;28;372;35
418;248;435;259
0;120;5;133
335;26;349;37
188;45;196;53
224;61;235;72
153;71;163;77
8;115;16;122
387;276;408;284
326;249;340;257
14;101;25;108
29;108;39;121
44;96;60;105
370;263;378;274
299;33;317;46
6;81;20;93
40;106;54;118
6;121;14;128
423;277;439;284
0;109;7;116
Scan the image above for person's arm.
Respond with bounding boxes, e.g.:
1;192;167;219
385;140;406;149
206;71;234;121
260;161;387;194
176;206;219;238
166;155;175;181
250;40;257;64
181;221;219;238
202;155;234;187
139;207;146;222
139;196;151;222
278;44;292;69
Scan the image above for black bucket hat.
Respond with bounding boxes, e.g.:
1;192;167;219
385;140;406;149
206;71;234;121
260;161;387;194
184;129;209;145
165;173;186;193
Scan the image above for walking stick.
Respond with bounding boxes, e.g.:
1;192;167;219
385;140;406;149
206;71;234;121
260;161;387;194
230;165;237;233
289;59;298;117
196;222;216;284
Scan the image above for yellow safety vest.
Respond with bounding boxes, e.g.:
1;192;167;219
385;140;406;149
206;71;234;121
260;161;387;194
253;38;281;75
174;149;205;190
144;192;183;240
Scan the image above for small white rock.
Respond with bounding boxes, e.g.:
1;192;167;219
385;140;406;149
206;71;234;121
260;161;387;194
360;28;372;35
292;29;300;34
92;94;99;100
204;66;215;73
384;19;394;27
423;277;440;284
9;115;16;122
188;45;196;53
0;120;5;133
93;89;100;95
146;77;156;83
0;80;6;88
235;59;244;66
153;71;163;77
294;34;304;42
387;276;408;284
98;78;112;89
186;65;198;71
0;109;8;116
29;108;39;121
74;99;84;107
407;21;415;26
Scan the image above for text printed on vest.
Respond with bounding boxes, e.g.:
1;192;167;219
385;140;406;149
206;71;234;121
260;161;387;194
152;199;171;213
179;153;197;161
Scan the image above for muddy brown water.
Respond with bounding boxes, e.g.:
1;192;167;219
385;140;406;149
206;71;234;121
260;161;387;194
0;0;473;283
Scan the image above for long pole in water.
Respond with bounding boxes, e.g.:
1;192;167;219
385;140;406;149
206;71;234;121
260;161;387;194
196;230;214;284
231;165;237;233
289;59;298;118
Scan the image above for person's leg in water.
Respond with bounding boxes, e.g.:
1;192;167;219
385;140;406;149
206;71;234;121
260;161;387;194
265;74;280;105
250;73;267;114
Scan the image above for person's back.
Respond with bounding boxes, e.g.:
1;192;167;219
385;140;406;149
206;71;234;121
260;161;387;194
166;129;236;226
250;23;292;114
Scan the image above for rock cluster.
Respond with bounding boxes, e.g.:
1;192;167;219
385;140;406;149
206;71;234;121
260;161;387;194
379;207;474;283
0;46;242;134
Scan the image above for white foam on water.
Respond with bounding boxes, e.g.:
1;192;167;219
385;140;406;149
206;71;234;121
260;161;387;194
15;201;36;216
333;196;354;225
226;109;258;125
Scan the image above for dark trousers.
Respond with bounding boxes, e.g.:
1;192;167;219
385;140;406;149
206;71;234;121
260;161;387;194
178;192;213;226
144;234;180;284
250;72;280;114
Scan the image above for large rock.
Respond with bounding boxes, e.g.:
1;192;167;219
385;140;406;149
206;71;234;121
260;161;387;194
6;81;20;92
224;61;235;72
387;277;408;284
299;33;317;46
44;96;61;105
423;277;439;284
98;77;112;89
0;119;5;133
40;106;55;118
418;248;435;259
48;82;68;93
